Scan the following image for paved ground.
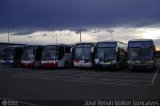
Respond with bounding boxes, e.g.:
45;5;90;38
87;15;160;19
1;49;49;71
0;64;160;106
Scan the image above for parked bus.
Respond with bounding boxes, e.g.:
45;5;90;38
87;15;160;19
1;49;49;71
3;45;23;67
41;44;72;68
21;45;43;68
73;42;95;68
95;41;127;70
0;51;3;64
127;39;156;70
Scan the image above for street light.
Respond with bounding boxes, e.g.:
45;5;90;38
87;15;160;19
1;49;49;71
78;16;82;43
53;34;57;43
107;30;114;41
8;26;10;44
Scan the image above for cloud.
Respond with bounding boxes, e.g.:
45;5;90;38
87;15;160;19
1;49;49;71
11;30;35;35
0;0;160;33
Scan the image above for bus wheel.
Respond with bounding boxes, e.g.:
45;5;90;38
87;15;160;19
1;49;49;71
64;62;69;69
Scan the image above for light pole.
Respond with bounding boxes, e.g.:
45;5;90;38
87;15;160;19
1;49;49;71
53;34;57;43
8;26;10;44
78;16;82;43
107;30;114;41
56;34;57;43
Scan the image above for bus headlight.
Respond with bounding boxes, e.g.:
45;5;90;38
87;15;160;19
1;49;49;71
135;61;140;64
112;60;117;64
127;61;132;64
146;61;154;64
128;61;135;64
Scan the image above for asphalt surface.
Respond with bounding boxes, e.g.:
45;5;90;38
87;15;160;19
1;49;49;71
0;64;160;106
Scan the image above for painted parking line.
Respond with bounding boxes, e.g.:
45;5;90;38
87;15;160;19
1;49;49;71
151;64;160;85
12;72;152;86
20;76;151;87
8;65;158;86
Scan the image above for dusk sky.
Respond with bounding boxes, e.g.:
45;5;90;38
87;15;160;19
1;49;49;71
0;0;160;50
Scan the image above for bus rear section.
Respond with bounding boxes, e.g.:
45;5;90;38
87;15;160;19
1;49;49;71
73;43;95;68
41;44;72;69
95;41;127;70
21;45;43;68
127;39;156;71
3;46;23;67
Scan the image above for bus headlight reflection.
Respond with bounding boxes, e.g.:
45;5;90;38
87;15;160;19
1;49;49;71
147;61;154;64
112;60;117;64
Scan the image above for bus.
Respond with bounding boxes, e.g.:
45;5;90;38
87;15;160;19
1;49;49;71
73;42;95;68
41;44;72;68
127;39;156;70
0;51;3;64
95;41;127;70
3;45;23;67
21;45;43;68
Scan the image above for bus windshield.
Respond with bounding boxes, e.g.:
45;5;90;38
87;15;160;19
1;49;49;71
97;48;116;61
3;49;14;60
21;49;34;60
75;47;92;60
82;47;91;60
128;48;153;61
42;49;58;60
75;48;82;60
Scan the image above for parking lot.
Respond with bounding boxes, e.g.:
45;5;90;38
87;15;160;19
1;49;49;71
10;67;159;86
0;64;160;105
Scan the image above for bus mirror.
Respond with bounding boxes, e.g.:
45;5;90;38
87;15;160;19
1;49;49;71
91;47;94;53
70;48;73;53
116;47;118;52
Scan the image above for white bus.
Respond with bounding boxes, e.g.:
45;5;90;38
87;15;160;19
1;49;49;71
127;39;156;70
95;41;127;70
73;42;95;68
21;45;43;68
41;44;72;68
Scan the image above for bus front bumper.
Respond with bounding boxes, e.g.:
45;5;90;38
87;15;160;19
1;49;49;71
21;60;34;68
73;60;93;68
3;60;14;65
97;61;117;69
128;64;154;70
41;61;58;68
128;61;155;70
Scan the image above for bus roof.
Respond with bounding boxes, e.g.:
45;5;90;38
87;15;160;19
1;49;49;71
76;42;95;45
5;45;24;48
128;39;153;42
96;41;127;50
24;44;43;46
43;43;71;47
97;40;125;44
128;39;155;48
47;43;66;45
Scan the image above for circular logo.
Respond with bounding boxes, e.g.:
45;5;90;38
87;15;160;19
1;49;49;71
2;100;8;106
